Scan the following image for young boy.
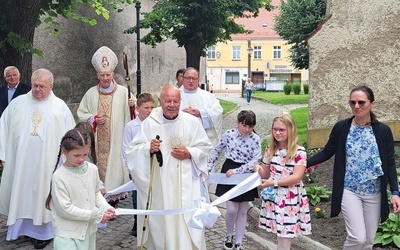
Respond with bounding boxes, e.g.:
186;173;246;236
121;93;154;236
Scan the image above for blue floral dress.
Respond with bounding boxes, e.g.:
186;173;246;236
258;146;312;238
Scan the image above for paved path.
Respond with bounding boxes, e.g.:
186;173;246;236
0;92;328;250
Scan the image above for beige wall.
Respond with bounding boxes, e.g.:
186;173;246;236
307;0;400;148
207;39;308;93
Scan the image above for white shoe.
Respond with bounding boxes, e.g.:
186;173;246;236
235;243;244;250
223;235;234;250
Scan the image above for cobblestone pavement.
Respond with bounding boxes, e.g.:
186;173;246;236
0;92;317;250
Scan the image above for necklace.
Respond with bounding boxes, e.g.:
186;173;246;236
278;148;287;157
353;119;371;126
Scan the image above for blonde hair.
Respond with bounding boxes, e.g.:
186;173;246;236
267;114;298;162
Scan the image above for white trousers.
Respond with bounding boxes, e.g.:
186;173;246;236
341;189;381;250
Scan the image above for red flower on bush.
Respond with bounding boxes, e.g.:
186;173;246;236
306;164;319;173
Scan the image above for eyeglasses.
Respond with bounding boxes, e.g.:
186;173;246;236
272;128;287;133
349;100;369;107
183;77;199;81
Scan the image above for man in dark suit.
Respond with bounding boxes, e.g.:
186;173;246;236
0;66;31;117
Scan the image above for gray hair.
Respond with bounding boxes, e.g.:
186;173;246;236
31;68;54;86
3;66;20;76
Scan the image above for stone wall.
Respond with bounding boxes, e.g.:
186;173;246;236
307;0;400;148
33;1;197;114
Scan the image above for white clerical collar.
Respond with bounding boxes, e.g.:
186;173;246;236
99;80;115;93
163;113;179;123
182;88;198;94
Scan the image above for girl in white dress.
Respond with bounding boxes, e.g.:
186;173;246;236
254;114;311;250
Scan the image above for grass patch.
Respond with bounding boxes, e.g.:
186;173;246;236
252;91;308;105
261;138;269;153
219;97;308;150
261;107;308;151
219;99;239;116
290;107;308;147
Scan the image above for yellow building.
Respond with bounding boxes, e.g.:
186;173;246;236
206;4;308;93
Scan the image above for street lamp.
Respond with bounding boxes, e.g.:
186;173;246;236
135;1;141;96
244;39;253;98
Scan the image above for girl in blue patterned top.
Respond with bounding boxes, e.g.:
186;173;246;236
207;110;261;250
254;114;311;250
307;86;400;249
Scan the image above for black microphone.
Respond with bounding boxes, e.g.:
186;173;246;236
155;135;163;167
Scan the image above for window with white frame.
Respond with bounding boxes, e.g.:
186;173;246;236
232;46;241;60
254;46;262;59
273;46;281;59
207;46;216;60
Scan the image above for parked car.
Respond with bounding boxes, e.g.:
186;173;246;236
265;81;285;92
253;82;266;91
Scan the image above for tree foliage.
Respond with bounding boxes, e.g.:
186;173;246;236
0;0;132;82
0;0;123;56
274;0;326;69
125;0;274;71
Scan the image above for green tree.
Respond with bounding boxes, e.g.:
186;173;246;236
125;0;274;71
0;0;129;83
274;0;326;69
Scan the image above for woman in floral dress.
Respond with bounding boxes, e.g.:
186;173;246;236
254;114;311;250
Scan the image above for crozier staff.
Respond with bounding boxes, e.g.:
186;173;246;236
77;46;135;206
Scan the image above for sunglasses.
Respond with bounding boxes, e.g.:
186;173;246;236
349;100;369;107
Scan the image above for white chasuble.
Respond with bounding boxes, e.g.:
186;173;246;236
0;91;75;226
179;87;223;146
126;108;212;250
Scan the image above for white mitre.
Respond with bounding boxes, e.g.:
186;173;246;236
91;46;118;72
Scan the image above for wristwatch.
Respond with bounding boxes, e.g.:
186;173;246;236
391;191;400;196
274;179;278;187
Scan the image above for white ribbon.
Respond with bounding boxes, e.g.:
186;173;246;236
210;172;261;206
104;181;136;199
187;198;221;229
114;173;261;229
207;173;253;184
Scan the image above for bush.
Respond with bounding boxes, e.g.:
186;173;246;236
303;83;309;94
305;185;332;206
374;213;400;248
293;83;301;95
283;83;291;95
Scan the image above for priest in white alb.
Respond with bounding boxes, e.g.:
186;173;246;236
179;67;223;146
126;86;213;250
0;68;75;249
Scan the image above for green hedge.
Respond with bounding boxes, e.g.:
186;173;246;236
283;83;291;95
293;83;301;95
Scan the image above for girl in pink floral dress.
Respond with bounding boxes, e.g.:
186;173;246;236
254;114;311;250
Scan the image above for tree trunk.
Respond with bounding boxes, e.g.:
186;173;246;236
184;38;203;72
0;0;42;85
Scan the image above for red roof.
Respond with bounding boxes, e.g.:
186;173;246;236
232;0;281;40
